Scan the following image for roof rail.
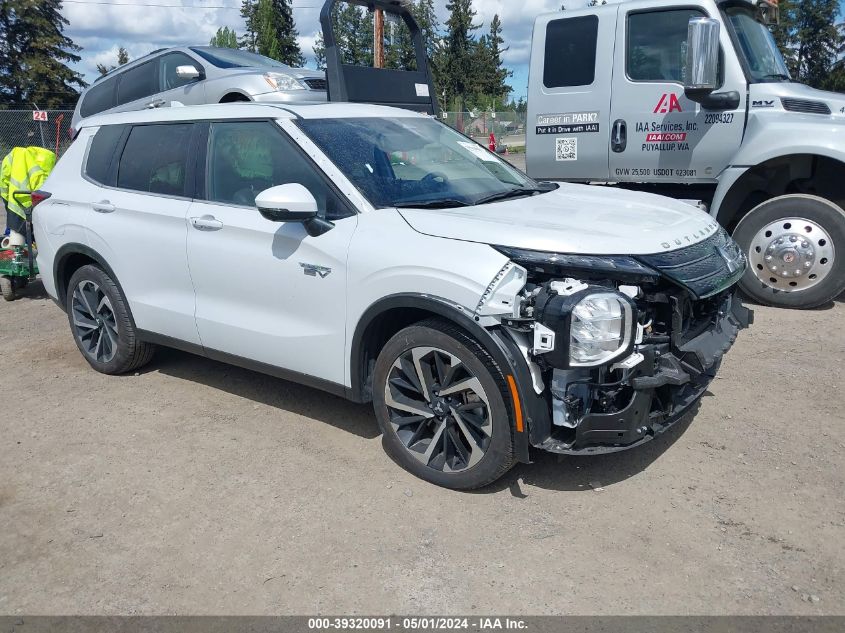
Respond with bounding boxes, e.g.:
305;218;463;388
320;0;439;115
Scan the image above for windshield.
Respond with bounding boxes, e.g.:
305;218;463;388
724;7;791;82
296;117;539;209
189;47;291;69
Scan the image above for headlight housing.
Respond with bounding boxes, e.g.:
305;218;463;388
534;285;637;368
263;72;306;92
569;292;634;366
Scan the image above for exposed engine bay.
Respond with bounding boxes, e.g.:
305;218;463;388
484;228;754;453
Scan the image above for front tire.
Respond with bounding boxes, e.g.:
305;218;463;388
66;264;155;374
372;319;515;490
733;194;845;309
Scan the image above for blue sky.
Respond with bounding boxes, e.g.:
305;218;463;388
61;0;845;101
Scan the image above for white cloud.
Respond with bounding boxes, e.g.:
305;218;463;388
62;0;609;93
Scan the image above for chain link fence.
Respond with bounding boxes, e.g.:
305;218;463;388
0;109;75;160
440;111;527;153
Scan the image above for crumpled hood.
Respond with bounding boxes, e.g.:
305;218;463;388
397;183;720;255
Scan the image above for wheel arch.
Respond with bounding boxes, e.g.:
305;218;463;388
350;294;541;463
219;91;251;103
53;243;121;309
716;154;845;231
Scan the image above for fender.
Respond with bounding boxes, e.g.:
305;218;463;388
52;242;122;308
350;293;546;463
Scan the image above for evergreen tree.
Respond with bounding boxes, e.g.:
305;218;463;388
210;26;240;49
478;14;511;102
96;46;130;77
242;0;305;66
0;0;85;108
443;0;480;109
771;0;842;88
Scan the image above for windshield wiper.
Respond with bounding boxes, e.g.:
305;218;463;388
393;199;472;209
475;187;547;205
761;73;790;81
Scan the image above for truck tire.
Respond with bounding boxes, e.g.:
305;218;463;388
372;318;516;490
732;194;845;309
66;264;156;374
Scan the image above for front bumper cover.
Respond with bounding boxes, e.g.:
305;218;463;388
537;292;753;455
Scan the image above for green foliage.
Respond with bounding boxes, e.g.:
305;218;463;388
240;0;305;66
442;0;480;109
210;27;240;49
771;0;842;89
0;0;85;108
96;46;130;77
313;1;373;69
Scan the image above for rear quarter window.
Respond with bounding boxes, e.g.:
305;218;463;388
85;125;127;186
117;124;194;197
543;15;599;88
80;79;117;118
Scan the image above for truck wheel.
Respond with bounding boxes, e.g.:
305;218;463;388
1;276;17;301
733;194;845;309
372;319;516;490
66;264;156;374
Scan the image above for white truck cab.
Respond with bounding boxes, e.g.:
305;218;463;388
527;0;845;309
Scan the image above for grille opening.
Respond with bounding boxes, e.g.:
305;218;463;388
781;98;831;115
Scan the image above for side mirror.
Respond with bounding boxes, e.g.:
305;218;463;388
175;65;201;80
255;184;334;237
684;17;720;98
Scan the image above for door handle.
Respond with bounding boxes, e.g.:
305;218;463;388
611;119;627;153
190;215;224;231
92;200;115;213
146;99;167;109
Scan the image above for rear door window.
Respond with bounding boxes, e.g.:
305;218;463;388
116;123;194;196
80;78;117;117
116;61;158;105
543;16;599;88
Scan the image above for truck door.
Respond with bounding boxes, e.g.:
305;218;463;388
609;2;746;184
526;7;618;181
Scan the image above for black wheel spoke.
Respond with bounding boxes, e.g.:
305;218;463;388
383;346;492;474
72;280;119;364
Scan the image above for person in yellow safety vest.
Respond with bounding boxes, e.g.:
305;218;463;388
1;146;57;245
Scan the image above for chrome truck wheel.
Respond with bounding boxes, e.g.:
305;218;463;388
372;319;515;490
733;195;845;309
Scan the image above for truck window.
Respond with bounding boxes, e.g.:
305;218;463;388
543;16;598;88
627;9;704;82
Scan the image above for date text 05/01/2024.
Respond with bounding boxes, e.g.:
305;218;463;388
307;617;529;631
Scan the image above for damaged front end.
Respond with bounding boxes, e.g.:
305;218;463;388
488;227;753;455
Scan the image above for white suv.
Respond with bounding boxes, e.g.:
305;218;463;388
35;103;751;489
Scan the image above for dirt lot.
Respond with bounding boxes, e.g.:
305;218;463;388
0;280;843;616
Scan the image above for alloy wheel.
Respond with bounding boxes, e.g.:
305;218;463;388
383;346;492;473
748;217;835;292
71;280;119;363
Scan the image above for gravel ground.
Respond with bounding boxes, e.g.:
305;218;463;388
0;281;843;616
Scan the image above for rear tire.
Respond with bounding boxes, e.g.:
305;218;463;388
733;194;845;309
66;264;155;374
372;318;515;490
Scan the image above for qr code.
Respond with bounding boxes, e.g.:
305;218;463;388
556;137;577;161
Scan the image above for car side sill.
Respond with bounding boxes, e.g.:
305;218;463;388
136;329;351;400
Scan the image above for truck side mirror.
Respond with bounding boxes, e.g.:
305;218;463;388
684;17;720;99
